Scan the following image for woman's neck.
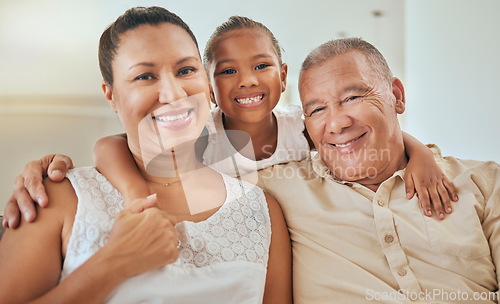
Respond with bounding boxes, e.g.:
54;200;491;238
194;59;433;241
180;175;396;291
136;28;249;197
222;112;278;160
134;146;201;185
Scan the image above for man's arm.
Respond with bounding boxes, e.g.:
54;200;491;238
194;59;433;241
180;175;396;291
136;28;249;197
479;162;500;287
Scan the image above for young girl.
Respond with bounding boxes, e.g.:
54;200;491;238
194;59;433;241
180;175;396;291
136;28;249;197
91;16;457;219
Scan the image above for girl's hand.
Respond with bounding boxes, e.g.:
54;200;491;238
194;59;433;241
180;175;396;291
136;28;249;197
3;154;73;228
405;152;458;220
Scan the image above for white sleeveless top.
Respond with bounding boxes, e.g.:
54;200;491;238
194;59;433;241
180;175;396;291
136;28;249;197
203;105;309;178
62;167;271;304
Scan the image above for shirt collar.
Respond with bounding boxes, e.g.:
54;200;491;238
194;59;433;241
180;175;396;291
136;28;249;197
310;144;446;185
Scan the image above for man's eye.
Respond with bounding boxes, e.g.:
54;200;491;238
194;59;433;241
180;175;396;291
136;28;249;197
255;63;269;70
178;67;197;76
135;74;155;81
309;107;325;116
221;68;236;75
346;96;360;103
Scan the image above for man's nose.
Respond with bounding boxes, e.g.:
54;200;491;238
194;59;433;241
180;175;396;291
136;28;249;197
238;69;258;88
158;76;187;103
325;107;353;134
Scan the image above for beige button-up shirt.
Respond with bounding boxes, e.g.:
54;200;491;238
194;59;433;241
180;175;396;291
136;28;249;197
257;146;500;303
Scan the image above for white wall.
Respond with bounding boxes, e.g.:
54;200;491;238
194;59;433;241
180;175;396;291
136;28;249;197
405;0;500;162
0;0;404;212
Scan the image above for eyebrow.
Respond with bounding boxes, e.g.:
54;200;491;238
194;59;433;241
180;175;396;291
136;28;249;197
303;85;370;110
128;56;200;70
214;54;274;69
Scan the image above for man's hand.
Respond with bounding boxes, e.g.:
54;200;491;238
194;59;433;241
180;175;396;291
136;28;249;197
3;154;74;228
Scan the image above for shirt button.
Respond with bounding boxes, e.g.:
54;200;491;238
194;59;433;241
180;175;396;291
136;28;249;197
377;200;385;207
398;268;407;277
385;235;394;243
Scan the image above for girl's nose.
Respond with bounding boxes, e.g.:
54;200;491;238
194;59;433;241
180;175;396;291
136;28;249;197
238;70;258;88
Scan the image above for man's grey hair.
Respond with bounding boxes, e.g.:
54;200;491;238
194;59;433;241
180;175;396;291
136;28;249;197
299;37;393;85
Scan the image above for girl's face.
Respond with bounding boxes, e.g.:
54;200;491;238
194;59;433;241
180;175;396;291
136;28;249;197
208;28;287;124
103;23;210;165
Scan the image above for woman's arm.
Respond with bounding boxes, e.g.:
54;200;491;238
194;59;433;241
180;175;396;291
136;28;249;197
402;132;458;219
3;154;74;228
93;134;150;203
263;193;293;304
0;178;179;304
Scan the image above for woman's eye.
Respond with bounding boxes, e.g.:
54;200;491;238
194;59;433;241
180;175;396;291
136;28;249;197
221;68;236;75
178;67;197;76
255;63;270;70
134;74;155;81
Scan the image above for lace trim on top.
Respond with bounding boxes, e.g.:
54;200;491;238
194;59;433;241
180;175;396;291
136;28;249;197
63;167;271;278
174;175;271;268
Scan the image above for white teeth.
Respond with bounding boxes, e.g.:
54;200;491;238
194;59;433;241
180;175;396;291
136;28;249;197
334;138;356;148
155;111;189;122
236;95;263;104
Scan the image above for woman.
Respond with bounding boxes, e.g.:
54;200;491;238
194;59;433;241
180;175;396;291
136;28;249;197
0;7;291;304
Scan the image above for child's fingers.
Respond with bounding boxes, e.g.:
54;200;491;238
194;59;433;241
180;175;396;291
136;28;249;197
404;174;416;199
428;184;445;220
442;177;458;202
415;184;432;217
437;182;452;214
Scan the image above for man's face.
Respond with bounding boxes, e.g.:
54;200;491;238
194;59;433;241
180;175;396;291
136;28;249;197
300;51;406;185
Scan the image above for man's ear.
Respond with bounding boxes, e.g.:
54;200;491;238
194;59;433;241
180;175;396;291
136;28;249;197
102;81;117;113
391;77;405;114
280;63;288;93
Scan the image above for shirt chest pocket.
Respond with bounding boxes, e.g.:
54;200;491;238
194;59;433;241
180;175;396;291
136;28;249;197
423;193;490;259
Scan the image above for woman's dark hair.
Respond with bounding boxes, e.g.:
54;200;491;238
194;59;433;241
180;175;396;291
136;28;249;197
98;6;198;86
203;16;283;71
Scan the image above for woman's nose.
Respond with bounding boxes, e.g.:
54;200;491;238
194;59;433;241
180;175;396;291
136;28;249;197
158;76;187;103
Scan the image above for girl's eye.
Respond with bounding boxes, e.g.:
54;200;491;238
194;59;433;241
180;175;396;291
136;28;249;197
178;67;197;76
220;68;236;75
255;63;270;70
134;73;155;81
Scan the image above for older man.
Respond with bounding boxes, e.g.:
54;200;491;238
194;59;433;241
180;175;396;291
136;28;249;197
257;38;500;303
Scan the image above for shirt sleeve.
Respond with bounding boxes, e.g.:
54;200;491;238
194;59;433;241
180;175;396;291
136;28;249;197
480;161;500;288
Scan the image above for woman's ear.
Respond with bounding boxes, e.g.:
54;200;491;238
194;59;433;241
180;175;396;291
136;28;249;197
391;77;405;114
102;81;117;113
209;84;217;106
281;63;288;93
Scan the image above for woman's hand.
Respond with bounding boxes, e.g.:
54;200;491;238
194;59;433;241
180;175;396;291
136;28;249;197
3;154;73;228
102;194;180;279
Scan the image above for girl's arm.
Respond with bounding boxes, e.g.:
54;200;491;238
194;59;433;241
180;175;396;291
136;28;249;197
93;134;150;203
263;193;293;304
0;179;178;304
403;132;458;220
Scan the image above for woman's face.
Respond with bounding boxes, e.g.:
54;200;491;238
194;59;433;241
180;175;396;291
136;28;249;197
104;23;210;166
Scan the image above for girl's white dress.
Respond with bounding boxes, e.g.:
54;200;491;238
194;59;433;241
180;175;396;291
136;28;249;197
62;167;271;304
